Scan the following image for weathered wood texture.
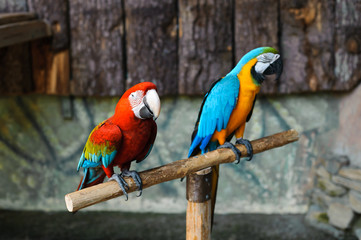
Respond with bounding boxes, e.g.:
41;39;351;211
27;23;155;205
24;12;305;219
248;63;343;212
178;0;233;95
0;0;27;13
280;0;336;93
0;12;36;25
334;0;361;90
234;0;279;94
65;129;299;212
186;168;212;240
0;0;32;95
0;19;51;48
125;0;178;96
186;200;211;240
1;0;360;96
69;0;125;96
29;0;70;95
0;43;33;94
31;41;70;95
28;0;69;51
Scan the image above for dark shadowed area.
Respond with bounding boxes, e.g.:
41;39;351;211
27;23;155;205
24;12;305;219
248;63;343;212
0;210;351;240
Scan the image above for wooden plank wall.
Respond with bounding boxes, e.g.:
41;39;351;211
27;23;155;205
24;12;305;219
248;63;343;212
69;0;125;96
0;0;32;95
234;0;279;94
125;0;178;96
178;0;233;95
0;0;360;96
29;0;70;95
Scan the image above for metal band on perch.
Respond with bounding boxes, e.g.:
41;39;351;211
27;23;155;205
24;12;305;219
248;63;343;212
65;129;299;212
186;167;213;203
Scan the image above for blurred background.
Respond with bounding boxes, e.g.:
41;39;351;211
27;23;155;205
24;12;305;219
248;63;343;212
0;0;360;239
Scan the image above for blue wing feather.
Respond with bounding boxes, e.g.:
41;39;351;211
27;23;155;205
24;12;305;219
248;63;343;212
188;74;239;157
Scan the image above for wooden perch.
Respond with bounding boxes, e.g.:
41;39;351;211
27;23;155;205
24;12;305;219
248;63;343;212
65;129;299;212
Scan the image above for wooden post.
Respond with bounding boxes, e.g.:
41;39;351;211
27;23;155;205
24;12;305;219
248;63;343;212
186;168;212;240
65;129;299;212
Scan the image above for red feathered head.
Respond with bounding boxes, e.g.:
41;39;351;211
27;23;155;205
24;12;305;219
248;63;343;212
116;82;161;120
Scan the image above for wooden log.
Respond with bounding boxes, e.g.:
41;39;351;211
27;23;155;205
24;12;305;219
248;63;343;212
178;0;233;95
234;0;279;94
0;12;36;25
65;129;299;212
69;0;125;96
125;0;178;96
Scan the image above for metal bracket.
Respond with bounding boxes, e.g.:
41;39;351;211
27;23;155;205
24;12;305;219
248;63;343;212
186;167;213;203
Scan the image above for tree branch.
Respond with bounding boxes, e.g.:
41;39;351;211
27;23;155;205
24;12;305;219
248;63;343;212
65;129;299;212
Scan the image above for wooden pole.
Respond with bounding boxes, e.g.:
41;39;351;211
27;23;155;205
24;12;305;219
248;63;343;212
65;129;299;212
186;168;212;240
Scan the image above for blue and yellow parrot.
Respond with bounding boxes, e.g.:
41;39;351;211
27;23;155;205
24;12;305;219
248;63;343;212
188;47;283;226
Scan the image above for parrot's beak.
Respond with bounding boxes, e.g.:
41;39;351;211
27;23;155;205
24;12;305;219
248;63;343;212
272;57;283;81
141;89;161;120
263;56;283;82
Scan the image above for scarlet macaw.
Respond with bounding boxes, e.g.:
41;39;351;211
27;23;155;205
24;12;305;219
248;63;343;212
77;82;161;199
188;47;283;225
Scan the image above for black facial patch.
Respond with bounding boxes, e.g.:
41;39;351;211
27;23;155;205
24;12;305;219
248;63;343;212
251;65;265;85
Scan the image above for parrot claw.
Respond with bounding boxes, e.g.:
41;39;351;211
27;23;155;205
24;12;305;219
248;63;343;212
109;173;129;200
217;142;242;164
236;138;253;161
121;170;143;197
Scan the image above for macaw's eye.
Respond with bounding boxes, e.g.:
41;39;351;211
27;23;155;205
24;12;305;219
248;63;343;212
129;90;144;108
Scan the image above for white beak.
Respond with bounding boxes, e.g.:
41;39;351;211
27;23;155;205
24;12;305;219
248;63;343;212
143;89;161;120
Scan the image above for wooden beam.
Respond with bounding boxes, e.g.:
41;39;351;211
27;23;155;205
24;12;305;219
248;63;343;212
0;12;37;25
65;129;299;212
0;19;51;48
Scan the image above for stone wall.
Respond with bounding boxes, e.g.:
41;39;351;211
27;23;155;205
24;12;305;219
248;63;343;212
306;155;361;239
1;83;360;213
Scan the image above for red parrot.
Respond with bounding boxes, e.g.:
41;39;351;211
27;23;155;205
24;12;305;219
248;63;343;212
76;82;161;199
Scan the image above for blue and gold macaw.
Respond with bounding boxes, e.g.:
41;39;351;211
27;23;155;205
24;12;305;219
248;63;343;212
188;47;283;227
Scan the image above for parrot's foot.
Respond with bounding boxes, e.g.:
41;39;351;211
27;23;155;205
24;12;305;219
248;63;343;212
217;142;242;164
109;173;130;200
121;170;143;197
236;138;253;161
